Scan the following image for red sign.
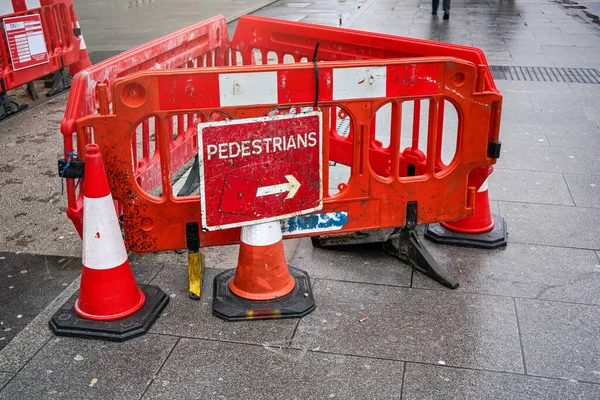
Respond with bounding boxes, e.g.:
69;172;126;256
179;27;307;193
198;111;323;230
3;14;49;71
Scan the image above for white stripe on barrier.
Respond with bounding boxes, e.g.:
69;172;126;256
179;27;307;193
219;71;277;107
240;221;282;247
25;0;41;9
0;3;15;15
82;195;128;270
333;66;387;100
478;178;489;193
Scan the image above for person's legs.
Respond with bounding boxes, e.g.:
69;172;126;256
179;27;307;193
442;0;451;19
432;0;440;15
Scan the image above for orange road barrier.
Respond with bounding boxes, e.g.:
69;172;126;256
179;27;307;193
59;15;503;291
0;0;91;119
59;15;230;236
50;144;168;341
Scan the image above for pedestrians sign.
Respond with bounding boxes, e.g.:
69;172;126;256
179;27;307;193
3;14;49;71
198;111;323;230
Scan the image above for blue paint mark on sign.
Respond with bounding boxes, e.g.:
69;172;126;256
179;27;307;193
281;211;348;235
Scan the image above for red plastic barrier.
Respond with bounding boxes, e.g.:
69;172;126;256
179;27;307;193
60;15;231;236
0;0;89;91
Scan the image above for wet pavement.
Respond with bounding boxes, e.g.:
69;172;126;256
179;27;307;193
1;0;600;398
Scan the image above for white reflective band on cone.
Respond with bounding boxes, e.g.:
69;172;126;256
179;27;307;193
82;195;128;270
75;21;87;49
240;221;283;247
478;178;489;193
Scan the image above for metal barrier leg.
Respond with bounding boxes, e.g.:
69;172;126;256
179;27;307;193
177;155;200;196
0;80;28;121
27;81;39;101
383;228;459;289
46;66;72;97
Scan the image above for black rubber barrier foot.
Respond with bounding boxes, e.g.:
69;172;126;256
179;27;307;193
384;229;459;289
49;284;169;341
213;267;316;321
0;92;27;121
46;67;72;97
425;214;508;250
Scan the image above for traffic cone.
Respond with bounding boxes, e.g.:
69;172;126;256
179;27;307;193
50;144;169;341
425;166;507;249
213;221;315;321
68;20;92;75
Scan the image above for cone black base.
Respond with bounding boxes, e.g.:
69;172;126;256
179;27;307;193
49;284;169;341
213;266;316;321
425;214;508;249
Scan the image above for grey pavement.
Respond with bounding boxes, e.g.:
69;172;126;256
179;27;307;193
2;0;600;398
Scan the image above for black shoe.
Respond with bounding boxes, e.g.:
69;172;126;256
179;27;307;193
432;10;437;15
443;11;449;19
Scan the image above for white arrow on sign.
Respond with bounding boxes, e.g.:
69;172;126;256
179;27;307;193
256;175;301;200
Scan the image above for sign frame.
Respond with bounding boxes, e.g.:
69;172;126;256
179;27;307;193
197;110;323;231
3;14;50;72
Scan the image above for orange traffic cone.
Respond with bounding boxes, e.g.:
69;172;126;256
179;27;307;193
213;221;315;321
68;20;92;76
50;144;168;341
425;166;507;249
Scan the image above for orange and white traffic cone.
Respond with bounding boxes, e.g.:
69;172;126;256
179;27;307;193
50;144;169;341
213;221;315;321
425;166;507;249
68;20;92;76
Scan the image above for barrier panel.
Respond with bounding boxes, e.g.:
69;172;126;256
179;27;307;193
59;15;231;235
60;15;501;255
0;0;90;119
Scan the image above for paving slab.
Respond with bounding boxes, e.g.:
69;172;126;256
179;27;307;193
497;144;600;175
500;201;600;250
413;242;600;305
402;363;600;400
498;122;549;146
143;338;405;400
0;334;177;400
0;373;13;390
0;263;161;373
564;173;600;208
488;169;574;206
290;238;412;287
543;122;600;149
0;253;80;351
293;280;524;373
495;80;576;95
0;96;80;258
149;266;298;344
516;298;600;383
